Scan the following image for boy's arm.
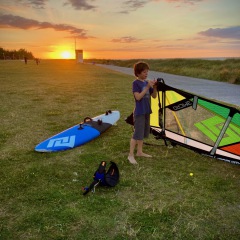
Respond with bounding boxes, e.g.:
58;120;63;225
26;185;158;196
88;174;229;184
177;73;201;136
133;84;151;101
151;85;157;99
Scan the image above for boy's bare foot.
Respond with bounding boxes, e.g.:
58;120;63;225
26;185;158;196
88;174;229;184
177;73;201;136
128;155;138;164
136;152;152;158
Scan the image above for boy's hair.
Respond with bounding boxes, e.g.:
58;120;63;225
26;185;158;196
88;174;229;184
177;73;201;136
134;61;149;77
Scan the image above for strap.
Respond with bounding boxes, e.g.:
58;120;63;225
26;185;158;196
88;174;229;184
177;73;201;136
84;117;92;123
83;179;99;195
97;119;102;125
78;117;93;130
105;110;112;115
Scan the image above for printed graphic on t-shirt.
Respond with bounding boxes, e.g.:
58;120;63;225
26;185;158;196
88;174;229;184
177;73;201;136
132;80;153;116
142;85;150;99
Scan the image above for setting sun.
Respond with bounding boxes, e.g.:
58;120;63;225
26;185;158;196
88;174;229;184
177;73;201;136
47;46;76;59
61;51;72;59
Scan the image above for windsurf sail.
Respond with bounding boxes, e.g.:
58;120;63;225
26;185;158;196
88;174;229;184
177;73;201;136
150;78;240;164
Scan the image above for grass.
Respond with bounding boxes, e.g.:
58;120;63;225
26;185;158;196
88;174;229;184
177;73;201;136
84;58;240;84
0;59;240;239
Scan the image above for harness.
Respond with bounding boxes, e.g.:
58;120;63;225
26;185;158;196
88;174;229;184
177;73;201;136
83;161;119;195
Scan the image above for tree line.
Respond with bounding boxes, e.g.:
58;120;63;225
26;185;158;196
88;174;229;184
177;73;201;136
0;47;35;60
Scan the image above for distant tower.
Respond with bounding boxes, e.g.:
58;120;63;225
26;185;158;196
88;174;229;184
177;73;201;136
75;49;83;63
75;38;83;63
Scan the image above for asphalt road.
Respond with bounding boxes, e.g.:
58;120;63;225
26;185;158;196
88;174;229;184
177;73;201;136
97;64;240;107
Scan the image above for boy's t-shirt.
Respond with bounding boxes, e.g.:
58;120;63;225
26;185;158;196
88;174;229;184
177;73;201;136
132;79;153;116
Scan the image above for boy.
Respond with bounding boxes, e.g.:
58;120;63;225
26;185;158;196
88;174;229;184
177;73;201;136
128;62;157;164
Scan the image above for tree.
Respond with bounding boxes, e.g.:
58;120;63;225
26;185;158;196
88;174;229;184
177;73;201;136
0;47;35;60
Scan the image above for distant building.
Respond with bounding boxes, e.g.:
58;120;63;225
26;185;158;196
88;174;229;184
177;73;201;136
75;50;83;63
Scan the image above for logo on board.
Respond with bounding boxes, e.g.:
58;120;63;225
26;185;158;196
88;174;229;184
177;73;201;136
47;136;76;148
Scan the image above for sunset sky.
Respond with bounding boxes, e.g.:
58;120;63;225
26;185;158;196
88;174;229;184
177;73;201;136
0;0;239;59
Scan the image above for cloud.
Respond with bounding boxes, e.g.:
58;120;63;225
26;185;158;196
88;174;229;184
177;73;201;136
199;26;240;40
17;0;47;9
27;0;47;8
63;0;96;10
0;14;91;39
111;36;142;43
1;0;96;10
124;0;148;9
162;0;204;4
119;0;148;14
119;0;203;14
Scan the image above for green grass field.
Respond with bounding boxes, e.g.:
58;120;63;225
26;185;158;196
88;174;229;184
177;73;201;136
85;58;240;84
0;60;239;239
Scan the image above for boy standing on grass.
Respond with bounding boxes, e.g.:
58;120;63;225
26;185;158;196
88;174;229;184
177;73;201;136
128;62;157;164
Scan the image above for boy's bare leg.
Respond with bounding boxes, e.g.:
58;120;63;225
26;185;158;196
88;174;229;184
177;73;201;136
136;140;152;157
128;138;138;164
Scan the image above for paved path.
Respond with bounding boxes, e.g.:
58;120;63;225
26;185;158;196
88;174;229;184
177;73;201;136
97;64;240;107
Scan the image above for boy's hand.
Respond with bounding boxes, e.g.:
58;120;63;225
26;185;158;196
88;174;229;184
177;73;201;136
148;79;157;88
153;79;158;88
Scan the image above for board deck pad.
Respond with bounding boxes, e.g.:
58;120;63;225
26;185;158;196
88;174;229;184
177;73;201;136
35;110;120;152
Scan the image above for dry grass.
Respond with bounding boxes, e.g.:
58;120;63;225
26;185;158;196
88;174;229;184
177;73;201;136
85;58;240;84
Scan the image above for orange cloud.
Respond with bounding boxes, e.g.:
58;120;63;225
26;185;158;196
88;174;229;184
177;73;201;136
0;14;92;39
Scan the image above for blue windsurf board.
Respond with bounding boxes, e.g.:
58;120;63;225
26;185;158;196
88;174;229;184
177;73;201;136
35;110;120;152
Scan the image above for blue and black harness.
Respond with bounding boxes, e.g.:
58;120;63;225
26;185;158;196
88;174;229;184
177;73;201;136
83;161;119;195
